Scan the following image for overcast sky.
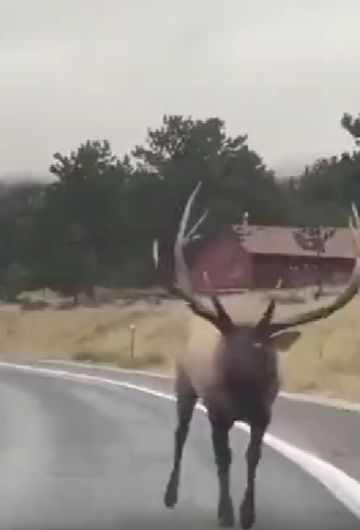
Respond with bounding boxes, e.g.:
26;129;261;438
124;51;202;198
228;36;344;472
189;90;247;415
0;0;359;179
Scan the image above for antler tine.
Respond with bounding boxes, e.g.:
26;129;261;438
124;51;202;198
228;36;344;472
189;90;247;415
350;202;360;253
351;202;359;226
202;270;234;331
152;239;159;269
256;276;281;332
174;181;210;295
177;181;203;245
174;182;203;296
186;209;209;240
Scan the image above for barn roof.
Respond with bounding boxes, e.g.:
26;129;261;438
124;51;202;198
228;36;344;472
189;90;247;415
231;225;355;259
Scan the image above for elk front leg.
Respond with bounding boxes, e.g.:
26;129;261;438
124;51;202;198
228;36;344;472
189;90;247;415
209;413;235;527
164;366;197;508
240;418;268;529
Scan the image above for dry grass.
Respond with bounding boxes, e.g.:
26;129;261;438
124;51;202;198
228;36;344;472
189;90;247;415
0;287;359;401
0;299;188;370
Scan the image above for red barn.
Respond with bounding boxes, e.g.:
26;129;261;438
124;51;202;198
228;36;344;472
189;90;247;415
189;225;354;292
190;237;252;292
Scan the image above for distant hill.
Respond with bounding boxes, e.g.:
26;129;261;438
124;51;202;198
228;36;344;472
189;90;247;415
0;172;53;197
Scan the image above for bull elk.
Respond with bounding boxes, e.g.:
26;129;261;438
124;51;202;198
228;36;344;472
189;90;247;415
158;183;360;529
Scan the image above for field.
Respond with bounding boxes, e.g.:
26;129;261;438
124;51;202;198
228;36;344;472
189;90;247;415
1;286;360;401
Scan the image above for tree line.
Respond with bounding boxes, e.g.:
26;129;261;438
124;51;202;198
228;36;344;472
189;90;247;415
1;112;359;301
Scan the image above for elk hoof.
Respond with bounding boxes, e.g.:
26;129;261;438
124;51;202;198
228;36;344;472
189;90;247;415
218;497;235;527
218;512;235;528
240;501;255;529
164;479;178;508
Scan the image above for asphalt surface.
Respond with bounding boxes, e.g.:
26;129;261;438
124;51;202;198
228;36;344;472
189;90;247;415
0;365;359;530
34;360;360;482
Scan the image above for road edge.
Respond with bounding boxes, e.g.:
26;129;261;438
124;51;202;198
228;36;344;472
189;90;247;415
42;359;360;413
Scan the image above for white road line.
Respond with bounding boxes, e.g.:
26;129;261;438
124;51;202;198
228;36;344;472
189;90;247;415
42;359;172;379
41;359;360;412
279;390;360;412
0;361;359;520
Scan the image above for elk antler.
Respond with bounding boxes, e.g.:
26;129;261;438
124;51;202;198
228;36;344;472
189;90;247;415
173;182;234;333
254;277;282;337
269;203;360;336
202;271;234;332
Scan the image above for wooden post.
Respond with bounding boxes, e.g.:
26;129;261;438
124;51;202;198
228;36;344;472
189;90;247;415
130;324;136;360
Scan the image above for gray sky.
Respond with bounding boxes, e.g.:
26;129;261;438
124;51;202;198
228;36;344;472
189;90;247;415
0;0;359;179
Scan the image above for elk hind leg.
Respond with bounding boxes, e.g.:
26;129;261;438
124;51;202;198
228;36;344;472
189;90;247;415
164;367;197;508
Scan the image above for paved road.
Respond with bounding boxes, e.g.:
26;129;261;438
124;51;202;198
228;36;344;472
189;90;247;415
33;360;360;482
0;365;359;530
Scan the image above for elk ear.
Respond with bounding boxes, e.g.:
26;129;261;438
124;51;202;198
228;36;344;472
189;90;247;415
271;330;302;351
